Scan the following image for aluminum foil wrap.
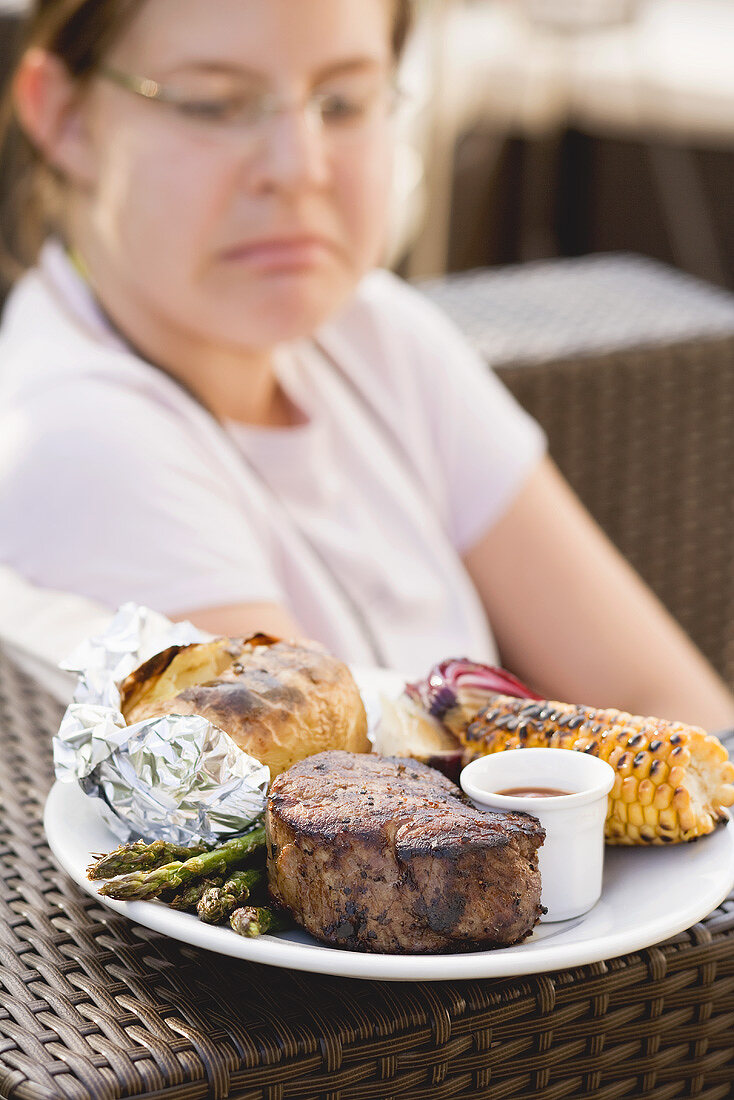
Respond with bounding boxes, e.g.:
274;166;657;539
53;603;270;845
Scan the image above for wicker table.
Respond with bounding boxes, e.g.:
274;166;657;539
2;646;733;1100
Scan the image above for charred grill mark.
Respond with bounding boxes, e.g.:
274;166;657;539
178;682;262;714
413;885;467;934
242;632;280;647
131;644;183;683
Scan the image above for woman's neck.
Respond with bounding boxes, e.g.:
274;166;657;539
69;248;299;428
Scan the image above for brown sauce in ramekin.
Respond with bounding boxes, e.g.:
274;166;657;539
496;787;571;798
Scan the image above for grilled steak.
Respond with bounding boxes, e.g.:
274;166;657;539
266;751;544;953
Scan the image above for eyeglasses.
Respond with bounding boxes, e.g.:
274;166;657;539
99;65;403;142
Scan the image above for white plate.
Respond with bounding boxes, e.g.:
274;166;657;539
44;777;734;982
44;664;734;981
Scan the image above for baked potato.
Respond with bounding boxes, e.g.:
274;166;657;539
119;633;369;777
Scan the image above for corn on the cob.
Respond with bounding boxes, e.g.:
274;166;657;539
460;696;734;845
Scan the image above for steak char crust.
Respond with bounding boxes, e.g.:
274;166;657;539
266;751;545;953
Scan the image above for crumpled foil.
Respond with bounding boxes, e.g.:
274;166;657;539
53;603;270;845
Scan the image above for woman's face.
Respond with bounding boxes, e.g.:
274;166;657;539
73;0;396;349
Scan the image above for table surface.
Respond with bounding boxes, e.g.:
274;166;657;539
2;646;734;1100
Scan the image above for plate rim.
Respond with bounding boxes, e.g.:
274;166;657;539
43;778;734;982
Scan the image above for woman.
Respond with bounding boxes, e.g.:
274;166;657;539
0;0;732;729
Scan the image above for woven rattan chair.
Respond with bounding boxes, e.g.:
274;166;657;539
2;253;734;1099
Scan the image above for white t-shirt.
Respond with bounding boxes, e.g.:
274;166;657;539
0;242;545;675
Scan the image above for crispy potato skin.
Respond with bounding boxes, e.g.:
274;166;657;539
120;636;369;776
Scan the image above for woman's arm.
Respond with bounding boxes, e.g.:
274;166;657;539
462;456;734;731
172;601;303;641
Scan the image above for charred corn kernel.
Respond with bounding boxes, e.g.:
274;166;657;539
617;753;635;780
653;784;673;810
643;805;658;827
649;759;669;784
672;786;691;810
460;695;734;845
717;773;734;804
669;766;687;789
628;803;644;828
632;754;652;779
638;779;655;807
607;746;626;770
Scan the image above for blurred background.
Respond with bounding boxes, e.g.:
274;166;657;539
2;0;734;289
390;0;734;286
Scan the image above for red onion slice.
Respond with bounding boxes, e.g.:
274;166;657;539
405;658;541;720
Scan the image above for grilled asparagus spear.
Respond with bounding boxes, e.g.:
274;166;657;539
197;868;263;924
99;825;266;900
168;876;224;911
87;839;208;879
230;905;291;937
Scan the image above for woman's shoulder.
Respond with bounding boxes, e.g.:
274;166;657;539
0;380;190;509
1;347;188;452
0;271;197;440
0;341;199;495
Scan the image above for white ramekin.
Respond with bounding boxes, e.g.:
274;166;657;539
460;748;615;922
